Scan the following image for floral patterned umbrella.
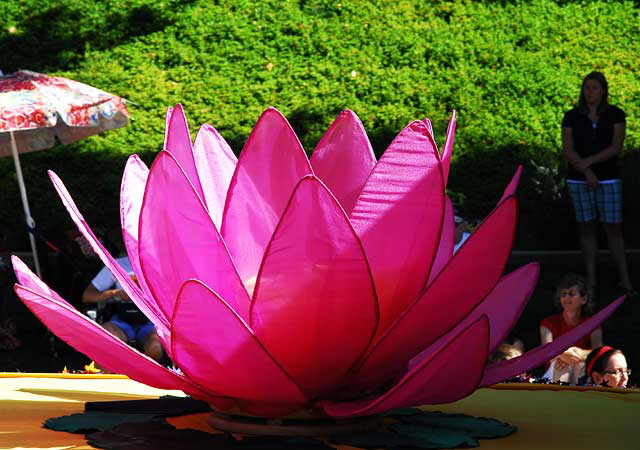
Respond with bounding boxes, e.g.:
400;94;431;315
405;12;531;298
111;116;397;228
0;70;129;276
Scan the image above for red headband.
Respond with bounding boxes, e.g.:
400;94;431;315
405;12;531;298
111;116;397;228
586;346;614;376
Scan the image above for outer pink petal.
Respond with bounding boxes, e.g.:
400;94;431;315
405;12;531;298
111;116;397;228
250;176;379;398
499;165;523;203
481;296;625;386
426;196;454;286
349;120;444;336
193;124;237;229
441;111;456;185
48;171;167;333
310;110;376;214
409;263;539;372
164;104;206;204
323;316;489;417
221;108;313;287
11;263;215;401
350;196;517;390
171;280;307;407
138;151;249;321
120;155;164;325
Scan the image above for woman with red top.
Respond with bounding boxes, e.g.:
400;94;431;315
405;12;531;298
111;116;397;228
540;273;602;382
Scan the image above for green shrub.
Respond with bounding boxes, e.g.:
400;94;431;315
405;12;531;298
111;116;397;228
1;0;639;251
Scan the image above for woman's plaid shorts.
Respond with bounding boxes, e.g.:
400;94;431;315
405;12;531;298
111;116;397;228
566;179;622;223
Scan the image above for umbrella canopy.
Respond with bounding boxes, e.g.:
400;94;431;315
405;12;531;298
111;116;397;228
0;70;130;276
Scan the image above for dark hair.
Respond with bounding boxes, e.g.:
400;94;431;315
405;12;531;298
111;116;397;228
577;71;609;113
585;346;622;377
554;273;594;316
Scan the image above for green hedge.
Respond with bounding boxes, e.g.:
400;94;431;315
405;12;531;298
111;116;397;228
1;0;639;250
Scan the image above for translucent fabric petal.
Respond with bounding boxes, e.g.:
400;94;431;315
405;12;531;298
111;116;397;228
426;196;454;286
163;106;173;149
499;165;522;203
164;104;205;204
310;110;376;215
120;155;163;324
12;256;71;306
440;111;456;184
250;176;378;398
349;120;444;335
48;171;166;333
421;118;434;138
350;196;517;390
408;263;539;372
193;124;237;229
171;279;307;407
324;316;489;417
11;268;209;399
480;296;625;386
222;108;313;288
138;151;249;321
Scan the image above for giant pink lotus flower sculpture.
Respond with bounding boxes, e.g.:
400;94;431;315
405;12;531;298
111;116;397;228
12;106;622;418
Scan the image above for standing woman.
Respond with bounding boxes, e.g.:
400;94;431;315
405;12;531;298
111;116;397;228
562;71;634;295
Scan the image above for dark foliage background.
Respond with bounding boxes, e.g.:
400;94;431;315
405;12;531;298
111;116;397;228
1;0;638;251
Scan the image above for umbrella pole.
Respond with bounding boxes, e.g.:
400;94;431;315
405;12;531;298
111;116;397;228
9;131;42;278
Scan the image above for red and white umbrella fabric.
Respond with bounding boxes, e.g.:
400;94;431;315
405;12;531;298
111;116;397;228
0;70;130;276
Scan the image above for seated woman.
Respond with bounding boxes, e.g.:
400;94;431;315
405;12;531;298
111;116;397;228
584;346;630;388
540;273;602;383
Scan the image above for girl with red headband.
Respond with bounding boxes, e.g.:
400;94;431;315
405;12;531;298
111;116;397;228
584;346;630;388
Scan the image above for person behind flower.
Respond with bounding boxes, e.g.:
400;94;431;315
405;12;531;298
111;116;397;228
82;255;163;362
561;71;634;296
584;346;630;388
540;273;602;382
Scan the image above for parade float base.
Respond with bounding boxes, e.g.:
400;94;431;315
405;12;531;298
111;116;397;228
1;373;638;449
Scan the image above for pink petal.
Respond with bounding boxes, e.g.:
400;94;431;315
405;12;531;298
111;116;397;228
426;196;455;286
120;155;162;322
12;256;71;306
164;104;206;204
12;280;215;401
323;316;489;417
421;118;434;138
48;171;168;333
138;151;249;321
440;111;456;185
350;196;517;390
481;296;625;386
163;106;173;150
193;124;237;229
310;110;376;215
221;108;313;286
349;120;444;335
171;280;307;406
499;165;523;203
250;176;378;398
409;263;539;372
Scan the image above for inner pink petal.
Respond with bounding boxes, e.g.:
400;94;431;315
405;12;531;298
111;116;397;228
310;110;376;214
193;124;237;229
164;104;206;204
349;120;444;336
221;108;312;290
250;176;378;398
